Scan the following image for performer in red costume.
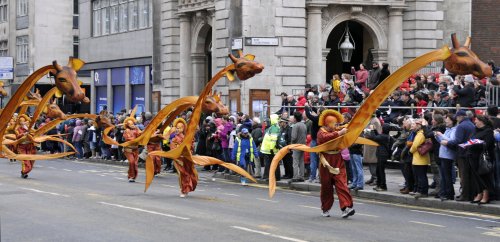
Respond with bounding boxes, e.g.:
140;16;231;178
15;114;37;179
316;110;355;218
169;118;197;198
123;117;141;182
147;129;163;176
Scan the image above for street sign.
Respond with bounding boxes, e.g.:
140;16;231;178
0;57;14;80
245;37;279;46
231;38;243;50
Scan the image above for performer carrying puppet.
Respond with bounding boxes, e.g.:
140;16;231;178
169;118;196;198
317;110;355;218
15;114;37;179
123;116;142;182
147;129;163;176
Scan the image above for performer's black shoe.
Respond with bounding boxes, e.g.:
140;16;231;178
21;172;28;179
341;207;355;218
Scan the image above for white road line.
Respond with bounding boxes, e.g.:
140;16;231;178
256;198;278;203
48;167;56;169
411;210;500;224
231;226;308;242
409;221;445;228
113;177;126;180
298;205;319;210
161;184;176;188
78;171;87;174
20;187;70;198
283;192;311;198
197;189;205;192
99;174;106;177
198;181;208;184
63;169;72;172
222;193;240;197
98;202;190;220
37;165;44;168
357;213;379;218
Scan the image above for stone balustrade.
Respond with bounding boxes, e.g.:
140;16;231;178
307;0;405;6
178;0;215;13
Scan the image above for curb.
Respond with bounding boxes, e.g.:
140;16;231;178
213;173;500;216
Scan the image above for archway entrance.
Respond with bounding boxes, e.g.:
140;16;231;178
192;25;212;95
325;21;373;82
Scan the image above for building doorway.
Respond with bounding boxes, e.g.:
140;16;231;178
325;21;373;83
249;89;270;119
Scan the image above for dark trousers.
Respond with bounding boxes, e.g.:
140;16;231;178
439;158;455;199
457;156;472;200
402;162;415;191
283;153;293;178
376;156;388;189
413;165;429;195
263;153;280;181
345;160;352;183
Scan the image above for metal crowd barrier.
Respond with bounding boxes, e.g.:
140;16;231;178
260;104;488;120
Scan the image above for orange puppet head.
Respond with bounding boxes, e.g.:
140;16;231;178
319;109;344;129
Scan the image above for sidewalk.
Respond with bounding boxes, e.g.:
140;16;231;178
83;157;500;215
212;165;500;216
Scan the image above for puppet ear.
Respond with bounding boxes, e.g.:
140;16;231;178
68;57;85;71
52;60;63;72
244;54;255;61
55;88;63;98
42;105;48;114
130;105;138;118
225;71;235;81
464;37;471;48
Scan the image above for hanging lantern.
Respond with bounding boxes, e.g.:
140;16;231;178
338;22;355;63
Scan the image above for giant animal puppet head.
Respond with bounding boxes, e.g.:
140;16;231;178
49;57;90;103
444;34;492;78
226;51;264;81
202;91;229;115
44;99;66;120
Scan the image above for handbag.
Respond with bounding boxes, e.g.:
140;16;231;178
477;144;493;175
417;139;433;156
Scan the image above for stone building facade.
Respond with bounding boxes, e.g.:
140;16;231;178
0;0;81;111
156;0;471;117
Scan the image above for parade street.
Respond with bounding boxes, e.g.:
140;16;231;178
0;159;499;242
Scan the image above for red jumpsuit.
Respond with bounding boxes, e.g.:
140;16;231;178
147;136;162;175
317;127;353;212
16;127;37;176
123;128;141;180
170;133;197;194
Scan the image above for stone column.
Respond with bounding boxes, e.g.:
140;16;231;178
125;67;131;110
145;65;151;112
306;5;324;86
192;53;205;95
106;69;113;114
371;49;388;65
179;13;192;97
90;70;96;114
208;8;216;78
322;48;331;84
387;7;405;68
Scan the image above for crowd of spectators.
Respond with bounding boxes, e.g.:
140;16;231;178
28;61;500;204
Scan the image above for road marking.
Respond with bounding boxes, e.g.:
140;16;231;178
78;171;87;174
99;174;106;177
409;221;445;228
197;189;205;192
113;177;126;180
222;193;240;197
98;202;190;220
20;187;70;197
411;210;500;224
161;184;176;188
357;213;379;218
48;167;56;169
256;198;278;203
231;226;308;242
284;192;311;198
298;205;319;210
37;165;44;168
63;169;72;172
198;181;208;184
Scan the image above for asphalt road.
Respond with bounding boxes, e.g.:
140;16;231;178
1;158;500;242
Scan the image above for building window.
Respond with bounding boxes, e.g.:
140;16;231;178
17;0;28;17
73;36;79;58
92;0;101;36
0;40;7;57
119;0;128;32
92;0;151;37
16;36;28;64
129;0;138;30
139;0;151;28
0;0;7;23
73;0;79;15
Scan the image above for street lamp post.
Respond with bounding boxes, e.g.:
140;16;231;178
338;22;355;63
